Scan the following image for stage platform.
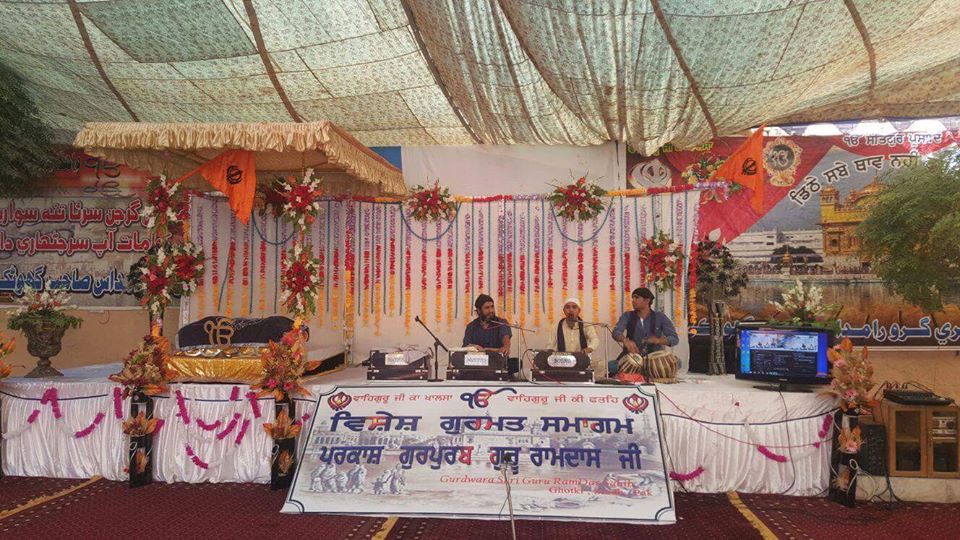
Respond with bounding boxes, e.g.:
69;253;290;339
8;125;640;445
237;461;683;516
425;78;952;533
0;364;835;496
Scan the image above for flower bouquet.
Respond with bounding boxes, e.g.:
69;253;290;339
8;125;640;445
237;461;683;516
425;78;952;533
109;333;173;398
548;176;606;221
407;181;456;221
136;242;205;318
838;425;863;455
638;231;685;292
281;168;324;231
279;243;322;320
252;328;320;401
142;175;189;238
823;338;877;414
122;411;161;438
770;279;840;330
8;287;82;377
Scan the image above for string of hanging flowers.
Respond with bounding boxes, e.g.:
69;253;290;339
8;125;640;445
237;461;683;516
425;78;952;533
279;242;322;321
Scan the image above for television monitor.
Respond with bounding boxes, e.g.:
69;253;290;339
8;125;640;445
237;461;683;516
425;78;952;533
736;327;832;388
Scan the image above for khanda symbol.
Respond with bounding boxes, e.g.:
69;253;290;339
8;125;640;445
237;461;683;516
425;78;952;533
623;394;649;415
226;165;243;185
741;158;758;176
204;318;235;345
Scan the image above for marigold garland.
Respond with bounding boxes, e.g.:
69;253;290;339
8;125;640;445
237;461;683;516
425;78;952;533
374;205;383;335
225;217;237;317
532;214;541;328
331;204;341;323
388;207;397;317
195;209;205;315
497;211;505;308
446;221;455;331
434;222;442;325
362;206;371;329
403;223;412;334
546;218;555;322
463;211;473;324
561;224;569;303
420;222;427;329
576;221;584;300
258;226;267;315
241;219;250;316
211;202;220;307
591;217;600;323
477;209;485;297
317;212;326;329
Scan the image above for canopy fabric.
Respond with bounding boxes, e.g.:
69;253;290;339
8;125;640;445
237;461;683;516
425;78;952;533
74;121;406;196
2;1;959;154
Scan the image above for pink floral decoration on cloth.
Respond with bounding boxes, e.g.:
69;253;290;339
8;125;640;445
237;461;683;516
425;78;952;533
185;444;209;470
40;387;62;419
215;413;242;440
813;414;834;449
235;418;251;445
246;391;262;418
153;418;165;436
757;445;788;462
229;386;240;401
113;387;124;419
669;466;705;482
26;409;40;424
196;418;222;432
75;412;106;438
175;390;191;425
293;412;311;426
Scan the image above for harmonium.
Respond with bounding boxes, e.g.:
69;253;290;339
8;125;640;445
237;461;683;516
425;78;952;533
530;350;594;383
446;350;510;381
169;316;307;383
366;348;430;381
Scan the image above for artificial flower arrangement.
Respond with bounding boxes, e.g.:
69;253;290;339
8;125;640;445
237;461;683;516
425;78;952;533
0;332;15;380
252;327;320;401
692;239;749;299
548;175;606;221
109;333;173;398
407;181;456;221
682;154;741;204
122;411;162;437
838;425;864;455
279;243;322;320
136;243;205;318
264;409;302;475
769;279;840;325
823;338;877;415
8;286;83;333
280;168;324;231
638;231;685;292
255;177;287;218
142;175;189;238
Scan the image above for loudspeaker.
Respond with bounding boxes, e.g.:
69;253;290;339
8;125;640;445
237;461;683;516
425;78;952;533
858;420;888;475
688;333;738;374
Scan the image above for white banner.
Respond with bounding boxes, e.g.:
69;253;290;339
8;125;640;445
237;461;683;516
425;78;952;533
283;383;676;524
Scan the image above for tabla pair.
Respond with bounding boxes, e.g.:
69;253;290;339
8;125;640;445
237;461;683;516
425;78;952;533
617;350;678;384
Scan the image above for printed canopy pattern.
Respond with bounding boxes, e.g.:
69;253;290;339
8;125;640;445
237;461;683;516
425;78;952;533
1;0;958;153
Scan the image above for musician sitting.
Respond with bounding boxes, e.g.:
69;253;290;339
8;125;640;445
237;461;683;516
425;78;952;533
547;298;599;356
610;287;678;375
462;294;511;356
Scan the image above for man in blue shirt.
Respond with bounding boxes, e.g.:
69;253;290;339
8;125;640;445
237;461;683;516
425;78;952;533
462;294;512;355
612;287;678;368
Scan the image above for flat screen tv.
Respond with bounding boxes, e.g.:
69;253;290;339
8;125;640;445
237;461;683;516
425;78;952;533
736;327;832;388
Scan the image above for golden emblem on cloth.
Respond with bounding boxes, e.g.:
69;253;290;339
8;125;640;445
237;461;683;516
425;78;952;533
763;137;803;187
204;318;235;345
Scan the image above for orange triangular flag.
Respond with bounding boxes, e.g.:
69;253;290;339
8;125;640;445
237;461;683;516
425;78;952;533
711;126;765;213
195;150;257;224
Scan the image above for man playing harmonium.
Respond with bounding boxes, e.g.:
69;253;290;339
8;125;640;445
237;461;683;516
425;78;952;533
462;294;512;355
547;297;600;357
610;287;678;377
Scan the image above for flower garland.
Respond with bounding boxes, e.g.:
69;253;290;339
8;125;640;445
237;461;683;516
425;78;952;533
374;205;384;335
211;202;220;307
138;242;205;319
638;231;685;293
362;206;371;329
561;222;569;301
548;176;606;221
674;199;685;325
195;209;205;314
497;210;505;308
592;217;600;323
241;219;250;316
576;221;584;300
407;181;456;222
331;203;341;323
446;219;455;331
344;203;356;338
505;207;513;314
434;222;442;324
622;208;631;304
225;216;237;317
477;208;485;297
608;207;618;324
258;223;267;314
403;220;412;334
316;217;325;329
389;207;397;317
518;213;526;329
420;222;427;326
279;242;322;320
463;211;473;323
532;214;541;328
546;216;555;321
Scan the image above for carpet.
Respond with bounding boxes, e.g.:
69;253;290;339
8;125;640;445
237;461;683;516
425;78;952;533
739;492;960;540
387;493;763;540
0;476;97;512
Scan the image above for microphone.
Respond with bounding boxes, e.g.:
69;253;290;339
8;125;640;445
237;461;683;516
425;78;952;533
415;315;422;323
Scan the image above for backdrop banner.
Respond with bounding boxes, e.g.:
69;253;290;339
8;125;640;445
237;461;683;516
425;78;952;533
282;383;675;524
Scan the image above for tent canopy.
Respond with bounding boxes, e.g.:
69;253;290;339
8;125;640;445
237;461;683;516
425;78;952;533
74;121;406;196
2;0;959;154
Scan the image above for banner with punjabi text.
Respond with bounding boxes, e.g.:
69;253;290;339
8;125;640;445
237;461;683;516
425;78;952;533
283;384;675;524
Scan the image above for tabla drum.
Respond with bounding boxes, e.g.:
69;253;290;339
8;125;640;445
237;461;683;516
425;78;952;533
644;349;678;383
616;352;646;383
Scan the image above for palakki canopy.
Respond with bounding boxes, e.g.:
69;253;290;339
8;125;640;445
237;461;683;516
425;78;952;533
74;121;406;196
2;1;959;153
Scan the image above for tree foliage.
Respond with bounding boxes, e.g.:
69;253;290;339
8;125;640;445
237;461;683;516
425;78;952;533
694;239;749;300
0;60;56;198
857;148;960;312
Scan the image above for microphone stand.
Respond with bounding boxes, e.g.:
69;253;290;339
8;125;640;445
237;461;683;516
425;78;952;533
487;319;533;379
581;321;615;378
414;315;447;382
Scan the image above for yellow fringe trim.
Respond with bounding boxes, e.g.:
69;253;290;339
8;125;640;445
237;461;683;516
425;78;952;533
0;476;102;521
727;492;779;540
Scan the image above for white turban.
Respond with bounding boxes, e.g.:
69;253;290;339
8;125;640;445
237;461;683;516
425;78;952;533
563;298;581;309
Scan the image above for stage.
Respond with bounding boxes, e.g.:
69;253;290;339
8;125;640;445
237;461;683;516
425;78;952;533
1;363;836;497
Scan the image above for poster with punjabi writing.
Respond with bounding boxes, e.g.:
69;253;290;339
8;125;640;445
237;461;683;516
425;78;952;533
283;384;675;524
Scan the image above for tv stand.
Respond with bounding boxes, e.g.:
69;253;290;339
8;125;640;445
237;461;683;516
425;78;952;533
753;383;813;393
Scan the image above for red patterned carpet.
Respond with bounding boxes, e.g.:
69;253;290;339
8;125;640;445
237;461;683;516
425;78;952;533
1;476;958;539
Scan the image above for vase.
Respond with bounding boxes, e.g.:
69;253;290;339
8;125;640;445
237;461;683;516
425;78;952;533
829;411;860;508
22;322;67;378
128;392;155;488
271;395;298;490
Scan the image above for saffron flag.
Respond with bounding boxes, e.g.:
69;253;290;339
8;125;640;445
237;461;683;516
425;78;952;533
711;126;765;213
195;150;257;224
